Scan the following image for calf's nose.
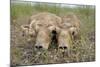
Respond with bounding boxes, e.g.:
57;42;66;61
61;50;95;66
35;45;43;49
59;45;68;49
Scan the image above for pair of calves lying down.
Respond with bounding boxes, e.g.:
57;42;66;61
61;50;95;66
21;12;80;51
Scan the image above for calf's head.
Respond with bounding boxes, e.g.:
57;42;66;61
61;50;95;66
58;29;72;50
35;28;51;50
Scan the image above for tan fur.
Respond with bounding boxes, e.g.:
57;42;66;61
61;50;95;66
29;12;62;33
61;13;80;38
61;13;80;28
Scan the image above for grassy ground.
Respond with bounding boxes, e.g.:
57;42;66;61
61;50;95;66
11;2;95;66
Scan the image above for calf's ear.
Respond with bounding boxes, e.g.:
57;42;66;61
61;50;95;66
21;25;30;36
69;27;78;37
28;29;36;37
21;25;30;30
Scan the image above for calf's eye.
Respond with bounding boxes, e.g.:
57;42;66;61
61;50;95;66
72;31;75;36
37;24;42;26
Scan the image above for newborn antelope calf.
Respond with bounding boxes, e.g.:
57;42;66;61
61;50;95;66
21;12;80;51
21;12;62;49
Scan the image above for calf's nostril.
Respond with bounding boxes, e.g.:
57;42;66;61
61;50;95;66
35;46;38;49
38;46;43;49
35;45;43;49
59;46;67;49
64;46;67;49
59;46;63;49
